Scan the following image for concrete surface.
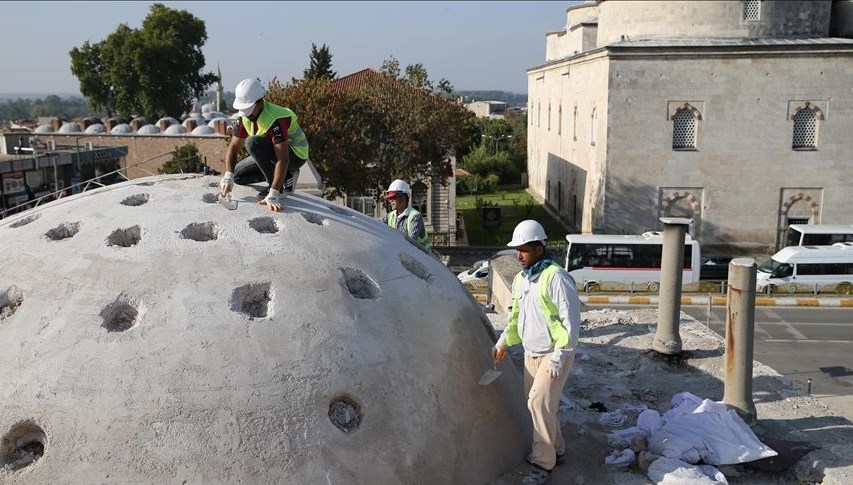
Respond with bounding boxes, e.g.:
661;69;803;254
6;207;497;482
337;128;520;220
0;174;531;483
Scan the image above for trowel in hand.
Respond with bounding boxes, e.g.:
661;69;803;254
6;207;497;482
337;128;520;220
217;193;238;210
478;361;502;386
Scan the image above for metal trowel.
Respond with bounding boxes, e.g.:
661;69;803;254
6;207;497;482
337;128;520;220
217;193;238;210
478;361;502;386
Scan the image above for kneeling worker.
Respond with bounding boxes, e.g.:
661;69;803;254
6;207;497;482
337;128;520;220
219;78;309;212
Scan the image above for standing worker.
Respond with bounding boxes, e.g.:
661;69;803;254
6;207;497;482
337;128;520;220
491;220;581;485
219;78;310;212
382;179;430;251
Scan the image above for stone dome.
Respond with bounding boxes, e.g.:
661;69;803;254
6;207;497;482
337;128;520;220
157;117;180;127
136;124;161;135
84;124;107;135
191;125;215;135
110;124;133;135
58;123;81;134
0;175;528;483
207;117;230;128
164;124;187;135
33;124;54;134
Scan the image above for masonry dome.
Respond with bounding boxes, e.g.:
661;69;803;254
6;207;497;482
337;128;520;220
0;175;528;483
164;124;187;135
136;124;161;135
84;124;107;134
191;125;215;135
110;123;133;135
33;124;53;134
58;123;81;134
157;117;180;127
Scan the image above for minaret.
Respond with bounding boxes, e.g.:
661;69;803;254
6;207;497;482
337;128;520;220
215;64;223;112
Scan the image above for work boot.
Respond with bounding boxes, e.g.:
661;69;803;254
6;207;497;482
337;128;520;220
284;167;300;193
521;464;551;485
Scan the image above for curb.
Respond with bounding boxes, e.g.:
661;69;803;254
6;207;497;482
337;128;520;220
579;295;853;307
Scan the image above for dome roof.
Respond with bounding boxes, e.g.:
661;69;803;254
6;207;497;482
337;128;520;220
136;124;161;135
157;117;180;127
201;103;215;113
164;124;187;135
84;124;107;134
0;174;527;483
190;125;215;135
131;116;152;126
34;124;54;133
110;123;133;135
207;117;230;128
58;122;82;134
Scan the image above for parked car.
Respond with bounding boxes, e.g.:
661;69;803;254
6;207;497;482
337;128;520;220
457;260;490;283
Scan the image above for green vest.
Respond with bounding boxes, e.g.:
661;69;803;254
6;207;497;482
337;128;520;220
505;263;570;348
242;101;309;160
387;208;430;251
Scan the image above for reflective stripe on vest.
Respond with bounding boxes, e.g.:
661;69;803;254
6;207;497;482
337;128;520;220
241;101;309;160
387;209;430;251
505;263;569;348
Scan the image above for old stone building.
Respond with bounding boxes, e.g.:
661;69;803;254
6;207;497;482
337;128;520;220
527;0;853;254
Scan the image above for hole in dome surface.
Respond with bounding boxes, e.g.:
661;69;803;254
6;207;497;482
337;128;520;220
399;253;431;282
100;294;140;332
301;212;328;226
107;225;142;247
339;267;380;300
329;396;361;433
180;222;219;242
202;193;218;203
120;193;149;206
249;217;279;234
46;222;81;241
1;421;46;471
9;214;40;228
0;286;23;321
230;282;272;319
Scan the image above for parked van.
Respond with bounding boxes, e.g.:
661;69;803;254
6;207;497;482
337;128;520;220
783;224;853;248
756;242;853;295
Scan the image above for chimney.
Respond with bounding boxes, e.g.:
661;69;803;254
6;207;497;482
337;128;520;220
158;119;170;132
51;118;62;132
183;119;198;132
105;119;117;131
213;119;226;135
81;118;92;129
130;119;143;132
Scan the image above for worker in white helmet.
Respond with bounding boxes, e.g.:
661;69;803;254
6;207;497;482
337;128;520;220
219;78;309;212
381;179;430;251
491;220;580;485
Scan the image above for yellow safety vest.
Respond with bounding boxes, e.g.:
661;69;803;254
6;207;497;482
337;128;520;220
242;100;309;160
387;208;431;251
505;263;570;348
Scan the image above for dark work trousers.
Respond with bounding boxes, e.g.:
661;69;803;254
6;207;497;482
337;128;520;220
233;136;306;192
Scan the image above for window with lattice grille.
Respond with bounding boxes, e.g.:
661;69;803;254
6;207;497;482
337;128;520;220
792;109;818;149
743;0;760;21
672;108;697;149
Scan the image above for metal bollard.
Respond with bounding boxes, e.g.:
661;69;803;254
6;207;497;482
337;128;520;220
652;217;692;355
814;283;819;296
723;258;758;423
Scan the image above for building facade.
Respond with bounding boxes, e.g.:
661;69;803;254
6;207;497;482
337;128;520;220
527;0;853;254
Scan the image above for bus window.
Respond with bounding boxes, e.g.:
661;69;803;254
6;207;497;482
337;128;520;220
784;229;802;248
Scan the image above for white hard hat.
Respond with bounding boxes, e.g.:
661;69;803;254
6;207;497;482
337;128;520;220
233;78;266;116
507;220;547;247
383;179;411;199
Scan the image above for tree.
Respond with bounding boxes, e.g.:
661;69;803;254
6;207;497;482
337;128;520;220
303;43;337;80
69;3;217;118
158;143;203;174
267;66;475;199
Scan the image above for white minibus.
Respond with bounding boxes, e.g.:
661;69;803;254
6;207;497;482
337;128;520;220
783;224;853;248
756;242;853;295
564;232;701;292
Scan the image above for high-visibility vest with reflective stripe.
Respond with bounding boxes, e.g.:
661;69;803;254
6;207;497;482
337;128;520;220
505;263;569;348
387;208;430;251
242;101;309;160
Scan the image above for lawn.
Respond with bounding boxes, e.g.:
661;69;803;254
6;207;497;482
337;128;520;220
457;188;570;249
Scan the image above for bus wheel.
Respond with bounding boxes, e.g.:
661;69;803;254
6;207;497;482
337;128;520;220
648;282;660;293
836;282;853;296
786;283;798;294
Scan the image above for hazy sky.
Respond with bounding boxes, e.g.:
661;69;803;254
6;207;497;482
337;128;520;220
0;1;582;96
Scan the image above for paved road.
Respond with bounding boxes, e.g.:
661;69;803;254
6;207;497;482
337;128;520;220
587;303;853;421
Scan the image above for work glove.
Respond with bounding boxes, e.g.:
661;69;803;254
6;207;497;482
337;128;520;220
258;188;283;212
219;171;234;194
548;349;566;379
491;332;508;362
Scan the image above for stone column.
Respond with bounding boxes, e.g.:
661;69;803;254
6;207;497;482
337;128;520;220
652;217;692;355
723;258;758;423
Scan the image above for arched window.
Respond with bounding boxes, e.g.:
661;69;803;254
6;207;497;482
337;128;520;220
672;108;698;149
792;107;819;149
411;181;428;218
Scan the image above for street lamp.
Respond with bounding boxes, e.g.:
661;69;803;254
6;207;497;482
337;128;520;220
484;134;512;154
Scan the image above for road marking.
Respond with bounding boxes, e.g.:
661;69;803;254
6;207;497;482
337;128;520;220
765;339;851;343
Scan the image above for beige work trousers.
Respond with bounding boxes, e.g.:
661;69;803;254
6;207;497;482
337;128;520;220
523;351;576;470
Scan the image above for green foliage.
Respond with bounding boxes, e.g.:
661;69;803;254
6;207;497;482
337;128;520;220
456;188;567;247
303;43;337;80
454;90;527;105
69;3;217;118
457;173;499;196
0;96;94;120
462;143;519;184
158;143;203;174
267;64;474;199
